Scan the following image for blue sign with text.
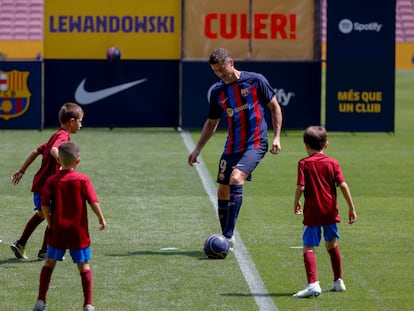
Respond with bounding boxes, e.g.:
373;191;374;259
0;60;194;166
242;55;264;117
182;61;321;130
325;0;396;132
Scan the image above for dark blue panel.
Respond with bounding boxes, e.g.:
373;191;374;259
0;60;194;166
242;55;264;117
182;61;321;130
325;0;396;132
44;60;179;128
0;61;42;129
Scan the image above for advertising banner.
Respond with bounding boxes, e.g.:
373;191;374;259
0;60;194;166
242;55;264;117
325;0;396;132
44;60;179;127
0;61;42;129
181;61;321;130
183;0;316;60
44;0;181;60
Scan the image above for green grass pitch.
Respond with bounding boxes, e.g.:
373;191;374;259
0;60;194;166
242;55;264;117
0;71;413;310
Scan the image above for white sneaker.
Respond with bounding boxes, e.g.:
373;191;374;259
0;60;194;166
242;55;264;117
84;304;95;311
11;241;28;260
226;236;235;251
292;281;322;298
33;300;46;311
332;278;346;292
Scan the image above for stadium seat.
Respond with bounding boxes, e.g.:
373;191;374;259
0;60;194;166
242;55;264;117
396;0;414;42
1;0;413;45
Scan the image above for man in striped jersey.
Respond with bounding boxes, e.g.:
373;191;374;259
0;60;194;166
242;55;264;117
188;48;283;250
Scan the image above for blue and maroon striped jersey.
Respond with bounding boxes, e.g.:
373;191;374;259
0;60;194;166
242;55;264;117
208;71;275;154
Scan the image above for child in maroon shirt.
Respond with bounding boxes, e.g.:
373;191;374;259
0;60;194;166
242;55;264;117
292;126;357;298
11;103;84;260
34;141;107;311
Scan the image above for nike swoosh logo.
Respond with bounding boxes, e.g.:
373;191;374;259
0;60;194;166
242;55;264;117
74;78;148;105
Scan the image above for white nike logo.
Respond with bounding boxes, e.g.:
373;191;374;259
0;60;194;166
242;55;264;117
74;78;148;105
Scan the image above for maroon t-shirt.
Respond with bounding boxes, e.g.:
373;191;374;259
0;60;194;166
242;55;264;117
297;153;345;226
31;128;70;194
42;169;98;249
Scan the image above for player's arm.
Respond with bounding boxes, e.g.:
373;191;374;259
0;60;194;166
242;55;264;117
339;181;357;224
41;205;51;227
50;146;59;160
11;149;41;185
188;118;220;166
294;185;304;215
267;96;283;154
89;202;107;230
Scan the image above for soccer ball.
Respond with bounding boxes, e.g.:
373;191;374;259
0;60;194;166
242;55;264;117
106;47;121;62
203;234;230;259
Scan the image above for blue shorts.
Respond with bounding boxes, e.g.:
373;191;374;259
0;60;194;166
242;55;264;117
46;246;91;263
33;192;42;211
216;144;267;185
302;224;340;246
34;193;53;212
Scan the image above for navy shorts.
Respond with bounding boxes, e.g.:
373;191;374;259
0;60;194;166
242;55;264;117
216;144;267;185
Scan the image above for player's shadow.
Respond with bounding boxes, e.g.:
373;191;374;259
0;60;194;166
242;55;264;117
0;257;39;265
222;292;294;298
223;290;337;297
108;249;205;259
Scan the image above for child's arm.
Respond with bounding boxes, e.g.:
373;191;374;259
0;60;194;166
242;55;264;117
50;146;59;160
89;202;107;230
294;185;305;215
339;181;357;224
11;149;41;185
41;205;51;227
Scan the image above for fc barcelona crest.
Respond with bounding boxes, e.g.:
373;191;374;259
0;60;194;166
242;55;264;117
241;88;249;97
0;70;31;120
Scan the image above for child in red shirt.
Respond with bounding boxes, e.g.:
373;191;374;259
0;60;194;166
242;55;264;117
292;126;357;298
11;103;84;260
34;141;107;311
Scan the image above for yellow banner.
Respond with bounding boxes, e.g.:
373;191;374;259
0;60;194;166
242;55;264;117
183;0;315;60
395;42;414;69
44;0;181;59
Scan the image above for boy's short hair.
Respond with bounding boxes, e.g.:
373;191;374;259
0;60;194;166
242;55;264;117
303;126;327;151
58;141;80;166
208;48;231;65
59;103;83;124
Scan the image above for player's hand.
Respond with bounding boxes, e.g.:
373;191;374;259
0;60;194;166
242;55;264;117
269;138;281;155
187;151;200;166
348;210;357;224
294;203;303;215
11;170;24;185
99;218;107;230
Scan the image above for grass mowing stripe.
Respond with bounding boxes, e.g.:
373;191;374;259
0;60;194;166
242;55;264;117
180;130;278;311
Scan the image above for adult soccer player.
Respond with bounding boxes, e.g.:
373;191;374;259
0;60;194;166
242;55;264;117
188;48;282;250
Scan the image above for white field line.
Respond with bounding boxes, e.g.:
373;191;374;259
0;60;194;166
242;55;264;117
181;131;278;311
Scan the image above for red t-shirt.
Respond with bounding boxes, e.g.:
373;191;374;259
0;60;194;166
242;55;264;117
41;169;99;249
297;153;345;226
32;128;70;194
